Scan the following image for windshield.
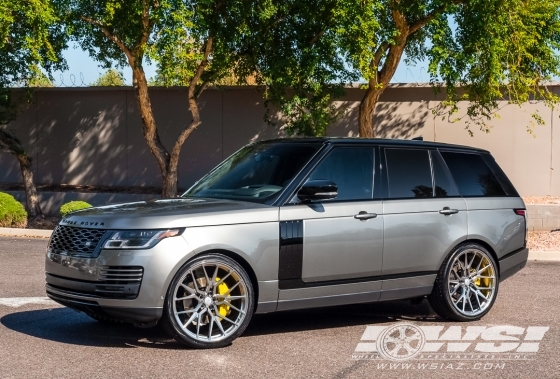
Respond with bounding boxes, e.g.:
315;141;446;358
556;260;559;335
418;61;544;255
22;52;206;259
183;142;321;204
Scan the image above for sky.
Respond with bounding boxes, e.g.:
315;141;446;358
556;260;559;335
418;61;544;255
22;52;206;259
53;43;432;87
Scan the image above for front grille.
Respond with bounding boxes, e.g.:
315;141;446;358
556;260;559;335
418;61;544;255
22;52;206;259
49;226;107;257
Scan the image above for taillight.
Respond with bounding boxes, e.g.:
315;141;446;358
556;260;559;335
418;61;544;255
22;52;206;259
514;209;526;217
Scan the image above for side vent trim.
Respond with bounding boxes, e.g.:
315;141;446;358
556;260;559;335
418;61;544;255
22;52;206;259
278;221;304;282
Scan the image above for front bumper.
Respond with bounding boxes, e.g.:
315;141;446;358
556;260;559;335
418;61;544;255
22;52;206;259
45;235;193;324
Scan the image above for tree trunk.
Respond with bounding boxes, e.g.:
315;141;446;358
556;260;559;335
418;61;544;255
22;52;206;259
130;66;177;197
16;154;42;218
358;8;409;138
0;129;43;217
358;87;383;138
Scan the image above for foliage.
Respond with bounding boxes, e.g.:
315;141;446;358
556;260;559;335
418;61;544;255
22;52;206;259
0;0;66;217
27;70;55;87
0;0;66;90
60;200;92;217
91;69;125;86
237;0;369;136
57;0;260;196
242;1;560;136
426;0;560;134
0;192;28;228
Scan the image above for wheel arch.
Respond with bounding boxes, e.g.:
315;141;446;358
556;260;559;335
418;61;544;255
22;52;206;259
457;239;500;275
191;248;260;311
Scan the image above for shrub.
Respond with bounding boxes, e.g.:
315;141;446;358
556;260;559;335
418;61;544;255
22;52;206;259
60;200;92;217
0;192;28;228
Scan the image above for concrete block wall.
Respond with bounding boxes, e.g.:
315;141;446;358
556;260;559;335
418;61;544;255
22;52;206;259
6;190;160;217
1;85;559;197
527;204;560;231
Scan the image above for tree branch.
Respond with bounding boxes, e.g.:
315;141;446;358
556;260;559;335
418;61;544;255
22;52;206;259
137;0;156;48
407;0;465;36
188;37;213;101
81;16;133;61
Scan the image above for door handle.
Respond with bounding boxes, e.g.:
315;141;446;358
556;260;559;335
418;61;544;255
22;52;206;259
354;211;377;221
439;207;459;215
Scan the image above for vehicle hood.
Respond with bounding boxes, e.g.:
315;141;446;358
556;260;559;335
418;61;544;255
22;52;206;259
59;198;278;229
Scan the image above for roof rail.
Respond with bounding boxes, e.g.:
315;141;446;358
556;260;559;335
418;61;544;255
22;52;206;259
411;136;423;141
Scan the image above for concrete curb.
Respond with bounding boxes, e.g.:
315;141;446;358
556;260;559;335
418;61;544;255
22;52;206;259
527;250;560;261
0;228;53;238
1;227;560;262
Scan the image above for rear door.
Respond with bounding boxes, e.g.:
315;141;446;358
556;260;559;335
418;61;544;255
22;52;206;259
381;148;468;300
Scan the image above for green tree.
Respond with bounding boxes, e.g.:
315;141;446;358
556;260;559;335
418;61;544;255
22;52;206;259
60;0;254;197
0;0;66;217
91;69;125;86
248;1;560;137
345;0;560;137
238;0;366;136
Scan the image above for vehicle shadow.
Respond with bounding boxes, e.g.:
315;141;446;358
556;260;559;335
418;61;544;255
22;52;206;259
0;299;440;349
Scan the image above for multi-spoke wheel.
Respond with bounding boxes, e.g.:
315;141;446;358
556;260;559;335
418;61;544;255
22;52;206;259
428;243;499;321
161;253;254;348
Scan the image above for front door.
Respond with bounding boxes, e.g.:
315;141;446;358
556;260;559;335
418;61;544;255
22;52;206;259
277;147;383;310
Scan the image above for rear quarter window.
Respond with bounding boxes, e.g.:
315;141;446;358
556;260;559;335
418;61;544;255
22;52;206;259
440;151;506;197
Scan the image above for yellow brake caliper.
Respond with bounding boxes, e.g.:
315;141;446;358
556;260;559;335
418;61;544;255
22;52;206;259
215;278;231;319
473;258;492;294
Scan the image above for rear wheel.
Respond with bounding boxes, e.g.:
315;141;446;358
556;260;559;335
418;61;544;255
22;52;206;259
428;243;498;321
161;253;254;348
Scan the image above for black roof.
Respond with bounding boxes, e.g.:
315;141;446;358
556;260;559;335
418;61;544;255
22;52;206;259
259;137;489;153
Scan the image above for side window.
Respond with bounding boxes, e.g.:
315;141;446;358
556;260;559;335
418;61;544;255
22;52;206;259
431;151;459;197
440;152;506;196
385;149;433;199
308;147;374;201
480;153;519;196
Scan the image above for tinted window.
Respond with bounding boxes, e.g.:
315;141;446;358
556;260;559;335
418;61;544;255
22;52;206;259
184;143;320;203
308;147;374;201
480;153;519;196
431;151;459;197
386;149;433;199
440;152;506;196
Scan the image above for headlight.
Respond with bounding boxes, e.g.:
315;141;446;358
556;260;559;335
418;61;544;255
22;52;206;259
103;229;183;249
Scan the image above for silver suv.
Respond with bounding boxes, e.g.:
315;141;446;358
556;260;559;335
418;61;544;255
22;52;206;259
45;138;528;348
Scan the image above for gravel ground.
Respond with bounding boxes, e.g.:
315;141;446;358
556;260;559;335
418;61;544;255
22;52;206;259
528;230;560;251
523;196;560;204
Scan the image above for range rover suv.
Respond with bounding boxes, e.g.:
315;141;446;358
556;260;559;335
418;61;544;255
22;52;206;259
45;138;528;348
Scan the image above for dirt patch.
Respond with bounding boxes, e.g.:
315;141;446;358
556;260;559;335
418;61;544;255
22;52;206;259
523;196;560;205
27;217;60;230
527;230;560;251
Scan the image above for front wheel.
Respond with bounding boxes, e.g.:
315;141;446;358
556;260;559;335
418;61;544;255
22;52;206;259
161;253;254;348
428;243;499;321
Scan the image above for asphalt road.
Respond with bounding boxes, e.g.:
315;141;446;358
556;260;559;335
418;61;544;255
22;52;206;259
0;236;559;379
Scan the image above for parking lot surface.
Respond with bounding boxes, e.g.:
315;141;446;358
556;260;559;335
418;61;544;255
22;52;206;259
0;237;558;379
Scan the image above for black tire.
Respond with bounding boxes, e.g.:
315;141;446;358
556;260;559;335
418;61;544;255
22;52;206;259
428;243;499;321
161;253;254;349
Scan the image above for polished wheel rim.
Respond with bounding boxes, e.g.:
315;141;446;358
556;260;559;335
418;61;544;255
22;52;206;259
448;249;496;316
172;261;249;343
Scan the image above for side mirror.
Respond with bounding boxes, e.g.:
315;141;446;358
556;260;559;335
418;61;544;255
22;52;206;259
297;180;338;202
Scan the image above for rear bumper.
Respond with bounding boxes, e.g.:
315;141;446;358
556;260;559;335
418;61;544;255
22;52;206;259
499;247;529;282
